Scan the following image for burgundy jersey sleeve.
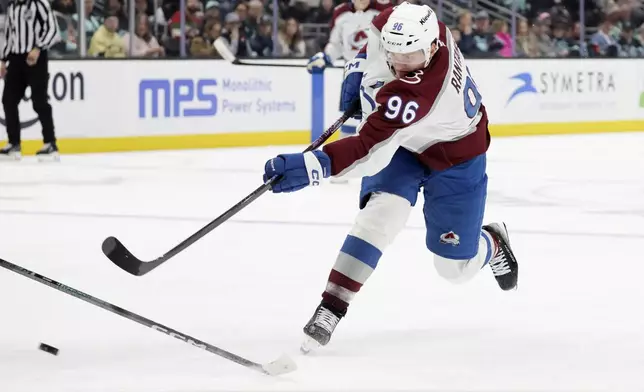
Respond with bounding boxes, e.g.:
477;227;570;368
323;22;450;178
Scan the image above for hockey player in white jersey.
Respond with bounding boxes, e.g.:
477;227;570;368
307;0;391;184
264;2;519;352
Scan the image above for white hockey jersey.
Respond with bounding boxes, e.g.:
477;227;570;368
322;8;490;179
325;1;392;62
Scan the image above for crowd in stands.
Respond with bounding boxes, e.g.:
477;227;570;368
0;0;643;58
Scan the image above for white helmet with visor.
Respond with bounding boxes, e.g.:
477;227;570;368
380;2;440;74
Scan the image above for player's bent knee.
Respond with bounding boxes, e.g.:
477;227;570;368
350;192;411;250
433;255;479;285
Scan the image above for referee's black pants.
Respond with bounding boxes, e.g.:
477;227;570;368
2;50;56;146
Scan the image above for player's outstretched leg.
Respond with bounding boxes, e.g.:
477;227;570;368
301;192;411;353
482;222;518;290
423;154;518;291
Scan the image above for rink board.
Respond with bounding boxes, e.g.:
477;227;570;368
2;58;644;154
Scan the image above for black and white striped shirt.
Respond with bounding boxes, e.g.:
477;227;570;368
1;0;59;61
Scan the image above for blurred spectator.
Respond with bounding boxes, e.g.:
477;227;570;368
515;18;539;57
551;23;572;57
533;13;556;56
135;0;153;16
88;13;126;57
219;11;254;57
276;17;306;57
105;0;128;33
492;19;513;57
72;0;102;50
456;10;477;55
452;27;462;47
618;22;644;56
52;0;76;15
567;22;588;57
204;17;223;43
234;1;248;23
50;13;79;56
247;0;264;30
204;0;222;20
189;36;214;56
470;11;503;56
15;0;644;60
287;0;313;23
123;13;165;57
311;0;334;24
250;15;274;56
189;18;221;57
169;0;204;39
590;15;619;56
549;0;571;25
605;2;626;39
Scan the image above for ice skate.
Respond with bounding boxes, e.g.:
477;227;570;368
36;143;60;162
300;303;346;354
0;143;21;161
483;222;519;291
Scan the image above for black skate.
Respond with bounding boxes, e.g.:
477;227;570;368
0;143;21;160
300;303;346;353
483;222;518;291
36;142;59;162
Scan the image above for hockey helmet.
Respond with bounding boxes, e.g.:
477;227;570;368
380;2;439;70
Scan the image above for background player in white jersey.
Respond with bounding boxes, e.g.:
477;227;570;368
264;2;519;352
307;0;391;184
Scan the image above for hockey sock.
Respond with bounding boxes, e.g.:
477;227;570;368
322;234;381;313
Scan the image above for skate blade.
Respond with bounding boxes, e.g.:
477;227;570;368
261;353;297;376
0;154;21;161
300;335;321;355
37;153;60;163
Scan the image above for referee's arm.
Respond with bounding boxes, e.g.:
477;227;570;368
34;0;58;51
1;5;12;75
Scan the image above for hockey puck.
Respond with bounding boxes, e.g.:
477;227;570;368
38;343;59;356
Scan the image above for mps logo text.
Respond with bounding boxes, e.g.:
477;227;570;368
139;79;217;118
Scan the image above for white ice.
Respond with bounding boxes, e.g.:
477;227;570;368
0;132;643;392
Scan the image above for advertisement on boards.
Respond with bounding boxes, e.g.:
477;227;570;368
134;61;310;135
0;61;88;140
0;60;312;141
469;59;643;125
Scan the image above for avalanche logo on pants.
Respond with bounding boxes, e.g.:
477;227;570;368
440;231;460;246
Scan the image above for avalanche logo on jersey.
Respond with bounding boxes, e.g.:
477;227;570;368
439;231;460;246
351;30;369;51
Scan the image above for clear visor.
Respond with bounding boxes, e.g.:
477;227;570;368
385;49;426;65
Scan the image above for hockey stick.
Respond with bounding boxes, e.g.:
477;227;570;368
213;37;338;69
0;257;296;376
102;100;360;276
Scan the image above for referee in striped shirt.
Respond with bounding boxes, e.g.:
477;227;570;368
0;0;59;160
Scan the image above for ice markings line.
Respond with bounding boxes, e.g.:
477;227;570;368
0;208;642;239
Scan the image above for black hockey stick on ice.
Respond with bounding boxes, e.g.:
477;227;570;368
102;100;360;276
213;37;340;69
0;257;296;376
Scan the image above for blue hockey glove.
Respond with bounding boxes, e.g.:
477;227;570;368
306;52;332;74
340;54;367;120
263;150;331;193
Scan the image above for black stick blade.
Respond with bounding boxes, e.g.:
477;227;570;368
102;236;145;276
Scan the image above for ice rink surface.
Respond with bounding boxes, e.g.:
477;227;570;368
0;132;643;392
